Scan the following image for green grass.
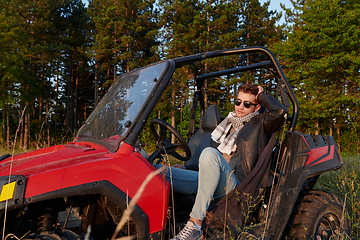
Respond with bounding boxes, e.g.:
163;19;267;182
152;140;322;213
316;152;360;239
0;148;34;156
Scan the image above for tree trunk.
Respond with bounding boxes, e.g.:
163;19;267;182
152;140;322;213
18;110;24;149
46;100;50;147
74;64;79;130
23;113;30;150
171;87;176;143
336;126;341;151
315;118;320;135
95;62;99;106
1;108;4;148
6;110;10;150
66;60;75;136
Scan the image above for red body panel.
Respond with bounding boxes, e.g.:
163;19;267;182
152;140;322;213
306;145;335;166
0;142;169;234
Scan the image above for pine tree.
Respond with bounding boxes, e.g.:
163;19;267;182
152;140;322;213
0;0;94;148
157;0;283;138
203;0;283;112
88;0;160;83
239;0;283;48
0;0;44;148
57;0;93;136
274;0;360;151
157;0;204;139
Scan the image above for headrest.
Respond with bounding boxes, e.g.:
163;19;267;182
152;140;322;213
201;105;220;130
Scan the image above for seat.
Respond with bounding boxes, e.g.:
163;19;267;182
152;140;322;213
185;105;220;167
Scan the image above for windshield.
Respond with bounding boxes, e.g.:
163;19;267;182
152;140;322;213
76;61;169;150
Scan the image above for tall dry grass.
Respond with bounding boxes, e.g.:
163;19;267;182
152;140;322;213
316;152;360;239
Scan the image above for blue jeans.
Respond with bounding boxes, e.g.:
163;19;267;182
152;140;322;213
156;147;239;220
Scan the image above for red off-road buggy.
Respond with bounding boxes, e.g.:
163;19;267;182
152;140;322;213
0;47;351;239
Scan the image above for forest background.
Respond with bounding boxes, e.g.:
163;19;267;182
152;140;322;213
0;0;359;154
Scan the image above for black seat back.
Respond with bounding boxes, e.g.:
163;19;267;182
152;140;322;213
185;105;220;167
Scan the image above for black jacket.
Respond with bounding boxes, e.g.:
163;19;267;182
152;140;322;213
229;92;288;182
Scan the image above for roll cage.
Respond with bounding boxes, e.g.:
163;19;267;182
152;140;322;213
125;47;299;147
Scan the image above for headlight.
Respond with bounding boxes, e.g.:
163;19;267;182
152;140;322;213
0;176;26;210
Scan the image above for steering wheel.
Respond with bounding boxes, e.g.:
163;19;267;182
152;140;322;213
148;118;191;163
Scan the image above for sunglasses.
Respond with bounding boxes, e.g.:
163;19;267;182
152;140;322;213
234;99;258;108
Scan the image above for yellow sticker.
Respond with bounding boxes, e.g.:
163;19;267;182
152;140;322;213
0;181;16;202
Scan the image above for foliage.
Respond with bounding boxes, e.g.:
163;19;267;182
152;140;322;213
273;0;360;152
156;0;283;144
88;0;160;74
0;0;358;154
0;0;161;149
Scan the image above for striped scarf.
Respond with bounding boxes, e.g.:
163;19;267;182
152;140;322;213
211;111;259;155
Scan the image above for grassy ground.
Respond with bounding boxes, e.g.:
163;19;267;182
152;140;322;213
0;147;38;156
316;152;360;238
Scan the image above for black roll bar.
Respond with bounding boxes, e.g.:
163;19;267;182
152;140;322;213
172;47;299;131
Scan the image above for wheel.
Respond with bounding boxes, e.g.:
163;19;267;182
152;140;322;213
148;118;191;163
288;190;351;239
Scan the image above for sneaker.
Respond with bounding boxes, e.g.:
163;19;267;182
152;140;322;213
171;220;202;240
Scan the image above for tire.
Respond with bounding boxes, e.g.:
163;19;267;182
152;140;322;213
288;190;351;239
